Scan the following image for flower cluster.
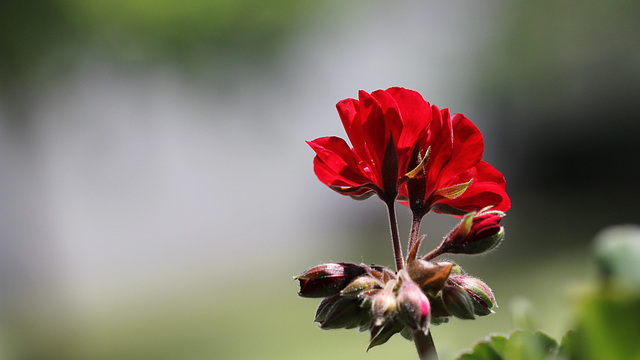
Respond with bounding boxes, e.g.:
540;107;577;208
297;87;510;356
296;261;496;350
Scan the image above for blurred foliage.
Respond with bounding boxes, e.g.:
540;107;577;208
456;225;640;360
67;0;321;65
0;0;326;95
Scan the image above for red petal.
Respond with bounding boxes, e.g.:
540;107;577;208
437;114;484;185
384;87;432;171
371;89;403;145
424;107;454;194
435;162;510;213
308;137;372;187
337;98;368;163
385;87;431;150
358;90;387;178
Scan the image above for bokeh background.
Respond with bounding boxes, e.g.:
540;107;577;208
1;1;639;359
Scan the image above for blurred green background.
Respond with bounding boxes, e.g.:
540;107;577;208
1;1;639;359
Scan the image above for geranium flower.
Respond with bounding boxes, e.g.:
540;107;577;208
401;106;510;217
307;87;432;203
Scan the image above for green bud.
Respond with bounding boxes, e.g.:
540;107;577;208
450;275;496;316
442;285;476;320
340;275;382;297
457;227;504;255
318;296;366;329
427;293;451;318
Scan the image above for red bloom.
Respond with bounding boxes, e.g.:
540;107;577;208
401;107;510;216
307;87;432;203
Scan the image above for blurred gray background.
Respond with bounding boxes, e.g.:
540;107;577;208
1;1;638;359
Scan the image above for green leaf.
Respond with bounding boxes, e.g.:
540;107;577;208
557;330;579;360
456;331;560;360
573;290;640;360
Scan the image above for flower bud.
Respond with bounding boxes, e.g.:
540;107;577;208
340;275;382;297
442;210;505;255
396;271;431;334
369;288;397;328
295;262;367;298
449;275;496;316
441;285;476;320
427;293;451;318
317;296;368;330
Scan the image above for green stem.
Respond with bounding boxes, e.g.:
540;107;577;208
414;331;439;360
385;200;404;271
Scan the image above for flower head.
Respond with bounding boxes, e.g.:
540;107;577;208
401;107;510;217
308;87;432;203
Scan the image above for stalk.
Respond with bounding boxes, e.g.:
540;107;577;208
414;331;439;360
385;200;404;271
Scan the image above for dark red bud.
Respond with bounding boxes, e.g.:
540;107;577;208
441;211;505;255
296;263;367;298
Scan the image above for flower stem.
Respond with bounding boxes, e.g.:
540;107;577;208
385;200;404;271
414;331;439;360
408;212;423;257
423;247;444;261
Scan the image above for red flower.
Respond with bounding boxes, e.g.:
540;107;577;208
401;106;510;217
307;87;432;203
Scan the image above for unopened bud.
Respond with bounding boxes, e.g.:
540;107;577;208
317;296;368;330
442;211;505;255
441;285;476;320
340;275;382;297
369;288;397;328
396;271;431;334
295;262;367;298
449;275;496;316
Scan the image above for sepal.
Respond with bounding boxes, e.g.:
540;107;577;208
367;319;404;351
407;259;454;294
